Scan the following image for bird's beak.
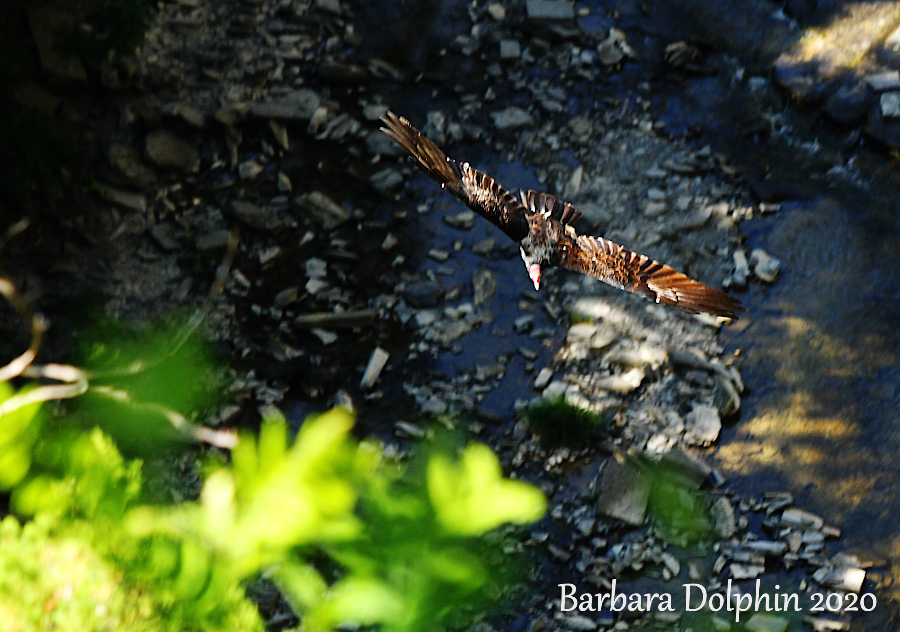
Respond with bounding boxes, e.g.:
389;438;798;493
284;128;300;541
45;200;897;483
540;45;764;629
528;264;542;291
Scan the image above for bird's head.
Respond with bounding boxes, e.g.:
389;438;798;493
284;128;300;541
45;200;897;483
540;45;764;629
520;245;552;291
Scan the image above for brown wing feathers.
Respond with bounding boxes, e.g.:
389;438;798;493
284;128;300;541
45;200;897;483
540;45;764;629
380;111;529;241
562;235;742;318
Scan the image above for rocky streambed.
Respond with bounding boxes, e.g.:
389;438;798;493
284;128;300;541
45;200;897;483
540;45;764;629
8;0;900;630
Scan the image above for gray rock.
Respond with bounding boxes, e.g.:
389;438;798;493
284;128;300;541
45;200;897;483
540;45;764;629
526;0;575;22
278;172;292;193
269;121;290;151
542;381;568;399
315;0;342;14
471;238;497;256
162;103;207;128
294;310;376;329
251;89;321;120
196;229;231;251
238;160;264;179
230;200;280;231
295;191;350;229
595;367;644;393
427;248;450;262
730;563;765;580
745;614;789;632
499;39;521;60
880;91;900;119
596;457;650;526
402;280;444;308
472;268;497;306
733;249;750;287
824;83;873;126
108;144;157;188
97;185;146;212
750;248;782;282
780;508;824;530
865;71;900;91
685;404;721;445
513;315;534;334
711;496;737;539
370;167;404;193
145;130;200;173
443;211;476;229
360;347;389;390
149;224;180;251
812;566;866;592
491;107;535;132
533;367;554;390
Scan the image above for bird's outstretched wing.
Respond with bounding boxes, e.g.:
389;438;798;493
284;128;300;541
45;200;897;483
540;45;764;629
558;230;743;318
380;111;530;242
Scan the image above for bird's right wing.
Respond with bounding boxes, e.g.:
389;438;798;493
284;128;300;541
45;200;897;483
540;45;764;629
380;111;530;242
559;232;743;318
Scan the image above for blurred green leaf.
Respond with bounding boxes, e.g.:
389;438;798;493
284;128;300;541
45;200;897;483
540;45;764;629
428;442;547;535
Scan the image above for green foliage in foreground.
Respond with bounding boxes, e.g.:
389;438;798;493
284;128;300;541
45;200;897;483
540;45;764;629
522;395;607;447
0;378;546;631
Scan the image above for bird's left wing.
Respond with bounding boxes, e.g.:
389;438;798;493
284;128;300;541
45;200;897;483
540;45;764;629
380;111;530;242
558;231;743;318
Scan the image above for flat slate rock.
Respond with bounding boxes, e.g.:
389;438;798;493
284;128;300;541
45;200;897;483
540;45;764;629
596;457;651;526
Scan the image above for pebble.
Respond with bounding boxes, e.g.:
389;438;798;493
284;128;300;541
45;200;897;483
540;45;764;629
525;0;575;22
880;92;900;119
443;211;476;229
745;613;790;632
596;457;651;526
144;129;200;173
402;280;444;308
533;367;554;390
499;40;521;60
491;107;535;132
295;191;350;229
750;248;782;283
733;249;750;287
360;347;390;390
812;566;866;592
865;70;900;91
428;248;450;262
595;367;644;393
472;268;498;306
685;404;721;445
514;315;534;334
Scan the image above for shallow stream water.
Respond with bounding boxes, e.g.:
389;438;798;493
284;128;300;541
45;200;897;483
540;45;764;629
353;0;900;615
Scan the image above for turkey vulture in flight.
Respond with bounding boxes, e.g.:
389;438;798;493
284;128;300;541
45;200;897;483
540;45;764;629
380;111;742;319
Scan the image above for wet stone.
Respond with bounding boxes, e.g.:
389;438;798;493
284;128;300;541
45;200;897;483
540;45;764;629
145;129;200;173
471;238;497;256
196;229;231;250
491;106;535;132
880;92;900;119
526;0;575;22
108;144;157;188
746;614;790;632
499;39;521;60
360;347;389;390
402;280;444;308
370;167;404;193
472;268;498;306
295;191;350;229
750;248;782;283
596;457;651;526
251;89;321;120
444;211;476;230
824;83;873;126
595;367;644;393
865;71;900;91
685;404;721;445
533;367;554;390
98;185;146;212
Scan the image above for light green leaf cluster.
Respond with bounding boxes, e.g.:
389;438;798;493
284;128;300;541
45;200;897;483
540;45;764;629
0;381;547;631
